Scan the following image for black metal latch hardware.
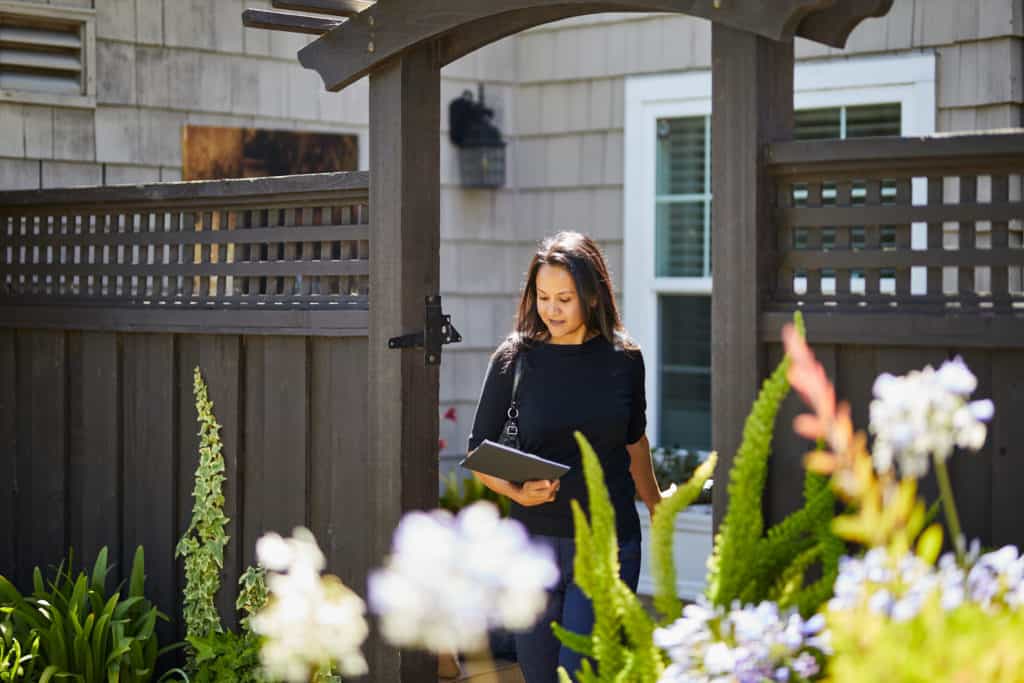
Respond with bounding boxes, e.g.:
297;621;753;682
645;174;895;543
388;295;462;365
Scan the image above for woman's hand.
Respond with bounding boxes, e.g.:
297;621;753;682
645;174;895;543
514;479;560;507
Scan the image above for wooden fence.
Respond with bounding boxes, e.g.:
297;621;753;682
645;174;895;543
0;172;372;649
762;132;1024;549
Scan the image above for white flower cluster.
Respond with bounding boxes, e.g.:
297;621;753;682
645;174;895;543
869;356;993;478
368;501;559;654
868;356;995;479
829;544;1024;621
654;600;829;683
251;527;369;683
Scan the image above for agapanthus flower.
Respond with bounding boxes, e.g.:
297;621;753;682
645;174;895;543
368;501;559;654
869;356;993;478
250;527;369;682
966;545;1024;609
654;599;828;682
829;543;1024;621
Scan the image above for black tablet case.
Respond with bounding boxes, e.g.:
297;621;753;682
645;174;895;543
460;439;570;483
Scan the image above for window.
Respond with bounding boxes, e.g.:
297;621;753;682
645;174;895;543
656;116;710;278
0;3;95;108
624;54;936;451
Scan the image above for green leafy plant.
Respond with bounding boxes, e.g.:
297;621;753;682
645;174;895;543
830;598;1024;683
174;367;271;683
235;566;268;633
552;432;664;683
439;471;511;517
175;367;231;649
0;546;180;683
184;629;263;683
650;454;719;624
704;311;841;615
0;610;38;681
551;432;716;682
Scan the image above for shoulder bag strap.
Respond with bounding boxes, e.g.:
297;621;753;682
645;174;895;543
512;352;524;400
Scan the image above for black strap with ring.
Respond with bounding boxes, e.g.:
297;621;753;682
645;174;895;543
498;353;524;450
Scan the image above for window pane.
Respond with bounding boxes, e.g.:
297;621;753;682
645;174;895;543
659;295;711;451
795;107;841;140
656;200;705;277
846;103;901;137
656;117;705;196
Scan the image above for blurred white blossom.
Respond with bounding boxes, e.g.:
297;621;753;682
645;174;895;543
654;600;828;682
869;356;993;478
368;501;559;654
251;527;369;682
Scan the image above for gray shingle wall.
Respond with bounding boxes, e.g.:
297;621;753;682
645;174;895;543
0;0;370;190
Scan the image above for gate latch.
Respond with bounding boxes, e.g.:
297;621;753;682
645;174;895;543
388;295;462;365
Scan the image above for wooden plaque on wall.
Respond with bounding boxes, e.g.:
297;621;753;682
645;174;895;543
182;125;358;180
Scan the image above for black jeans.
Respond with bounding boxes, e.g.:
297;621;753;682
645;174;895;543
514;534;642;683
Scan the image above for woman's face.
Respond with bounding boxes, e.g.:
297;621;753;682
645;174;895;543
535;263;588;344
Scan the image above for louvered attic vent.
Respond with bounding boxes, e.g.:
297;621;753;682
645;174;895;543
0;11;84;96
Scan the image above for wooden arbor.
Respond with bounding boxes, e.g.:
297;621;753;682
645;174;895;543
243;2;893;681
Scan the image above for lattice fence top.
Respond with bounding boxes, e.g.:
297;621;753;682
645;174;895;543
768;133;1024;316
0;173;370;314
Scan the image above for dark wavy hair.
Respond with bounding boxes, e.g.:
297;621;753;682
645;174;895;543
497;231;637;368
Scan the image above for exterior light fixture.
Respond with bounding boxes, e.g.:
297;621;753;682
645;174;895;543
448;85;506;189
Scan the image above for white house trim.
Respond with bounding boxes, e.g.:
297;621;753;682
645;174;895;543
623;52;936;446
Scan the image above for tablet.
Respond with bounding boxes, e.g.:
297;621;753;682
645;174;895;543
460;439;570;483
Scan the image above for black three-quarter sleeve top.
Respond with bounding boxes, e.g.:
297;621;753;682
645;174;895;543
468;334;646;542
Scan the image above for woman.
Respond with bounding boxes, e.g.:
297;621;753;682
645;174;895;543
467;231;668;682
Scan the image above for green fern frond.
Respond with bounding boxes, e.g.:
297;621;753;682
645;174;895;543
705;345;793;605
551;623;594;658
770;543;822;607
552;433;664;683
790;524;845;617
652;454;717;623
743;483;836;598
705;311;843;611
803;469;828;503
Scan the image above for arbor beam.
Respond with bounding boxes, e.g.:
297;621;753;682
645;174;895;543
297;0;826;92
271;0;374;17
242;9;342;35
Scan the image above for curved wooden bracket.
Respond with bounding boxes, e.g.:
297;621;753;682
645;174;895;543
795;0;894;48
297;0;829;92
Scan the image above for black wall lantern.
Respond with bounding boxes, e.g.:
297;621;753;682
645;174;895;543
448;85;506;189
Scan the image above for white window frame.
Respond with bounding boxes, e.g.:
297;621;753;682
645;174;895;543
0;1;96;109
623;53;936;446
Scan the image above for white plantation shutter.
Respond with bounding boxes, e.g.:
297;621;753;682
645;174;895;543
655;116;710;277
846;103;901;137
794;103;902;140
